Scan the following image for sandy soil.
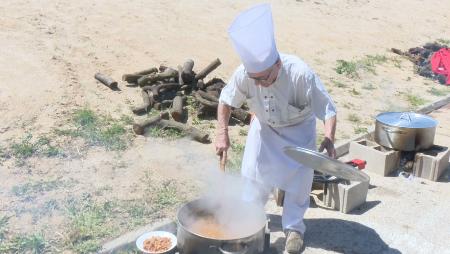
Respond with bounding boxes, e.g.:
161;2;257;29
1;0;450;253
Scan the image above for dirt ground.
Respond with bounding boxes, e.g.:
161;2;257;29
1;0;450;253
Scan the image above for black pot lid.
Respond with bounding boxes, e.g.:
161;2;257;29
376;112;437;128
283;146;370;182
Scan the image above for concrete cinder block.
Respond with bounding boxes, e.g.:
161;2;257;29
413;145;449;181
323;180;369;214
349;139;400;176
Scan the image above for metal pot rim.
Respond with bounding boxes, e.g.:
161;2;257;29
176;199;267;241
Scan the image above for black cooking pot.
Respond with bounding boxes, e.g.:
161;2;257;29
176;198;267;254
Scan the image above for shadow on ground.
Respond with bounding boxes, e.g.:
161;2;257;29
266;214;400;254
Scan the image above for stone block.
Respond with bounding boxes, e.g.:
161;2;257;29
323;180;369;214
413;145;449;181
349;139;400;176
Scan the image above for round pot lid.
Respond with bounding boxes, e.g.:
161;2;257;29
376;112;437;128
283;146;370;182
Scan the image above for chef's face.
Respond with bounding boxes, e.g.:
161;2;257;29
247;59;281;87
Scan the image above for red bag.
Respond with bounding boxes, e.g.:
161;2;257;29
431;48;450;85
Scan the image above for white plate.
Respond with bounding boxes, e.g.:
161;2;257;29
136;231;177;254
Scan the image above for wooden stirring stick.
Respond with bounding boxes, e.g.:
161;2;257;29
219;150;227;171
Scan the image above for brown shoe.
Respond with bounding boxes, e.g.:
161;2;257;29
285;230;304;254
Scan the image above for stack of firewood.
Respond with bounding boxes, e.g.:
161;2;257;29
391;42;448;84
117;58;251;143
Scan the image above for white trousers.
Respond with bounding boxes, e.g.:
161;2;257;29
242;177;312;234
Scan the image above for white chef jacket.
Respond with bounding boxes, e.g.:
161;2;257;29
220;54;336;127
219;53;337;192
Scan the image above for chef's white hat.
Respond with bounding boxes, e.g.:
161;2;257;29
228;3;279;73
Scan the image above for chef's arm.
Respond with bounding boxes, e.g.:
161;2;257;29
319;114;337;158
215;103;232;155
324;115;337;142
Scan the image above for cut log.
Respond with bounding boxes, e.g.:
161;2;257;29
231;108;251;125
171;96;184;122
122;68;158;83
94;73;118;89
137;68;178;86
181;59;195;83
197;79;205;90
195;58;221;81
206;82;225;92
157;120;210;143
197;90;218;102
148;83;180;98
159;65;168;72
122;74;143;83
194;92;218;108
133;112;170;135
131;90;154;115
391;48;404;55
206;90;220;99
205;78;225;87
135;67;158;76
177;65;184;86
194;90;250;123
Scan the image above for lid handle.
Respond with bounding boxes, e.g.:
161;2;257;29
399;112;412;122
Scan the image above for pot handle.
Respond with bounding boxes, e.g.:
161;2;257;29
210;243;249;254
382;126;406;134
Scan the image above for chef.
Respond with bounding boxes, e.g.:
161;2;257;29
215;3;337;253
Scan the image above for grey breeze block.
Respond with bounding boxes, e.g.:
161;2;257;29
323;179;370;214
349;139;400;176
414;145;449;181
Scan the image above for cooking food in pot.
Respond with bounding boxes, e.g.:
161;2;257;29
188;216;228;238
143;236;172;252
177;198;267;254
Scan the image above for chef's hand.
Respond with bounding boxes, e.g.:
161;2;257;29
319;137;336;158
215;128;230;156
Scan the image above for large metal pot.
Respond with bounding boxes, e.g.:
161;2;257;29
374;112;438;151
177;198;266;254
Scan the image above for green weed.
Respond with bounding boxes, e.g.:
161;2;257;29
330;79;347;88
350;88;361;96
335;60;358;79
405;93;427;107
0;216;8;241
10;134;35;159
8;134;63;165
336;54;394;79
120;115;134;125
239;129;248;136
362;83;376;90
436;38;450;46
0;233;47;254
58;108;131;151
342;102;354;109
12;179;65;197
354;126;368;134
65;196;115;254
231;143;245;153
427;87;449;96
152;180;181;210
347;113;361;123
227;142;245;173
147;127;184;139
